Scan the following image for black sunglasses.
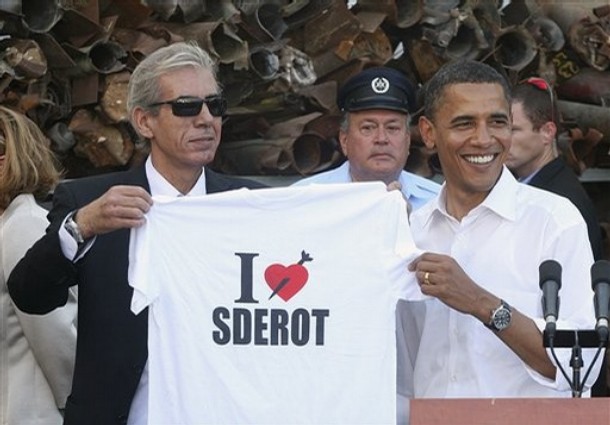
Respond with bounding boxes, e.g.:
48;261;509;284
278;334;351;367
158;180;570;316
519;77;558;131
149;95;227;117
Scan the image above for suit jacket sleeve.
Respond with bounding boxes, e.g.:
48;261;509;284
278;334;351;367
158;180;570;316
8;183;80;314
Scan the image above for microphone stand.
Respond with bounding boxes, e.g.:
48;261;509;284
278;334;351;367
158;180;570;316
544;329;604;398
569;332;583;397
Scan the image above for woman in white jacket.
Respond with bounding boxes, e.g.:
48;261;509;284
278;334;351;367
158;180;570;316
0;106;77;425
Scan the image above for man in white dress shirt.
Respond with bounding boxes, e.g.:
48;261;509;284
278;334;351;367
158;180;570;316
409;59;600;399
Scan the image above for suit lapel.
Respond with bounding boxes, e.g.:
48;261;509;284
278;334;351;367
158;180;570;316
124;163;151;192
530;158;562;187
205;167;232;194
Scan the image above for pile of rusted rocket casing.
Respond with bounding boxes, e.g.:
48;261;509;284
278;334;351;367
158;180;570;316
0;0;608;179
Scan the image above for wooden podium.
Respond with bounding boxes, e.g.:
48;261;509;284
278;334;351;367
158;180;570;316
410;398;610;425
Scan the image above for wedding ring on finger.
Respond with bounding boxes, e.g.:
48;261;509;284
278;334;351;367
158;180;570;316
424;271;430;285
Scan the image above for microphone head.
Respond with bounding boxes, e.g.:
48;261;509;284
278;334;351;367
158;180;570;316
591;260;610;290
539;259;562;290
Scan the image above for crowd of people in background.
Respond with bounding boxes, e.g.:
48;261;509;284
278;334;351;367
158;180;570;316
1;41;607;424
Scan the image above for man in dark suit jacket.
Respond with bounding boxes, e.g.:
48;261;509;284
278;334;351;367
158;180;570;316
8;42;265;424
506;79;603;261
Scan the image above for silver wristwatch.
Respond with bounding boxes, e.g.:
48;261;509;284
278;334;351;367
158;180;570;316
485;299;512;332
64;211;85;244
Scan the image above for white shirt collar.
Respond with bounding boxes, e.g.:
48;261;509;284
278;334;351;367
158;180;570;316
145;157;207;197
425;166;518;227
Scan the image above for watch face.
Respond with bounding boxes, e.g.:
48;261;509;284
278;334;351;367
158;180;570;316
493;308;511;330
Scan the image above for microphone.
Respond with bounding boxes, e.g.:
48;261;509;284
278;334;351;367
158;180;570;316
591;260;610;345
539;260;562;339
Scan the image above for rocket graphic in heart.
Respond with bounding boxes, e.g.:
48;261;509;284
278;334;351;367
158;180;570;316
265;250;313;301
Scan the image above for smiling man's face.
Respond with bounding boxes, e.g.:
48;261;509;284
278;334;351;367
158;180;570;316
419;82;512;209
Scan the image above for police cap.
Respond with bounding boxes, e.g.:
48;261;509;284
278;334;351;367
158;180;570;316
337;67;415;114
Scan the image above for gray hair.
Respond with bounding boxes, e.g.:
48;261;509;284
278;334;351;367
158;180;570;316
422;60;511;121
127;41;218;124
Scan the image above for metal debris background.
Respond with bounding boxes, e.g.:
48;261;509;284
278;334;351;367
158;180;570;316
0;0;609;185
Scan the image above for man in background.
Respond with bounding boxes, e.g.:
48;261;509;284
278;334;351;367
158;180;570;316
293;66;440;210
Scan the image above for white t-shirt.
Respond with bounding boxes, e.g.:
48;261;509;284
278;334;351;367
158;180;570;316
129;182;422;424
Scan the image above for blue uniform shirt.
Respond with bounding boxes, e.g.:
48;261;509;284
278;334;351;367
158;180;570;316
292;161;440;210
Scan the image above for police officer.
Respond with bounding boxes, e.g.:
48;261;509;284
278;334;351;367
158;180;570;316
293;66;440;210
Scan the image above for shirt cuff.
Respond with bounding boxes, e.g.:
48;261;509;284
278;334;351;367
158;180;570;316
59;213;96;261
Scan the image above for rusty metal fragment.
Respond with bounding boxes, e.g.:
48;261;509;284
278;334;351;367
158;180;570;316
71;73;99;107
217;138;295;175
403;37;446;83
69;108;134;167
559;127;604;175
265;112;322;140
21;0;63;33
155;21;249;69
31;32;77;69
568;9;610;71
240;3;288;42
218;109;341;175
249;44;281;80
303;1;362;56
292;131;335;174
296;81;338;113
559;100;610;146
295;112;342;173
395;0;424;28
1;39;47;80
526;16;565;52
292;2;364;80
205;0;241;22
144;0;206;23
357;0;424;29
110;28;168;61
53;14;102;49
62;40;127;76
556;67;610;106
0;0;20;15
348;27;393;65
25;75;73;125
494;26;538;71
101;0;152;29
283;0;332;30
100;71;130;123
47;121;76;153
232;0;264;16
275;45;317;88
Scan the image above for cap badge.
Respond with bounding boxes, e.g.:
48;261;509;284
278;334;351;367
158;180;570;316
371;77;390;94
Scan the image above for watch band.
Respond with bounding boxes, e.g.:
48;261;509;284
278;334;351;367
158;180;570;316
64;210;85;244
